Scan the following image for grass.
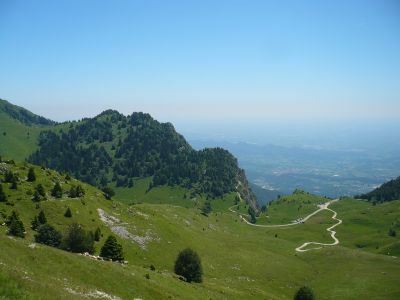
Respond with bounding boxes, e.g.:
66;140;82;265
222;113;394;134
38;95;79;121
0;161;400;299
0;112;45;161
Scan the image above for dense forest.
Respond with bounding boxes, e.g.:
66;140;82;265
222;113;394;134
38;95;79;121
28;110;252;201
357;176;400;203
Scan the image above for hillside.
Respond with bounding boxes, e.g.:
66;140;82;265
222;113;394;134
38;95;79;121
0;99;53;160
1;159;400;299
357;176;400;203
0;100;258;211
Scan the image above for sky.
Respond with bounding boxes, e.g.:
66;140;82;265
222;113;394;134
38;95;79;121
0;0;399;142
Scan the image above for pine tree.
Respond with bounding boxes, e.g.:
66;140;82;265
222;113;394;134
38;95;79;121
38;210;47;224
27;167;36;182
35;184;46;197
174;248;203;283
7;211;25;238
64;207;72;218
10;177;18;190
94;227;101;241
0;184;7;202
33;190;41;202
100;235;124;261
294;286;315;300
51;182;63;198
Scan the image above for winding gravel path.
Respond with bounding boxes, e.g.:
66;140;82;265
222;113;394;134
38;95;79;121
229;199;342;252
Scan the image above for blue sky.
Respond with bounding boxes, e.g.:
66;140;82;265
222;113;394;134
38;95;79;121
0;0;399;128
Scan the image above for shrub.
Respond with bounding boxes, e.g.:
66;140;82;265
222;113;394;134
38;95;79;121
35;224;62;247
174;248;202;283
389;228;397;237
100;235;124;262
62;223;94;254
102;186;115;200
294;286;315;300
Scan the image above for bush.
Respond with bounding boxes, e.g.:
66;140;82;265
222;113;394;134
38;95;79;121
7;211;25;238
294;286;315;300
31;216;40;230
201;201;212;216
100;235;124;262
62;223;94;254
35;224;62;247
174;248;203;283
102;186;115;200
389;228;397;237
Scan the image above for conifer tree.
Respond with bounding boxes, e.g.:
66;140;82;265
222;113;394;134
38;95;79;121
94;227;101;241
64;207;72;218
294;286;315;300
51;182;62;198
7;211;25;238
38;210;47;224
100;235;124;261
27;167;36;182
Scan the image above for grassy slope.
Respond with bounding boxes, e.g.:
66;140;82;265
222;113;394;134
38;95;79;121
0;161;400;299
0;112;45;161
331;197;400;256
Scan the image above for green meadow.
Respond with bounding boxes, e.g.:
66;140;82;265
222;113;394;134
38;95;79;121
0;161;399;299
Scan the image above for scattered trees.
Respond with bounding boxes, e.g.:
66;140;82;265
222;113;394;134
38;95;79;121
68;185;85;198
174;248;203;283
294;286;315;300
38;210;47;224
33;184;46;202
100;235;124;262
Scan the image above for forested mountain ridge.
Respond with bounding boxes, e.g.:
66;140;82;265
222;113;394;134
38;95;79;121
357;176;400;203
0;100;257;210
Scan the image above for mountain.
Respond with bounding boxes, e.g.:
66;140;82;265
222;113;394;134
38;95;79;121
249;182;280;205
357;176;400;203
0;100;258;211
